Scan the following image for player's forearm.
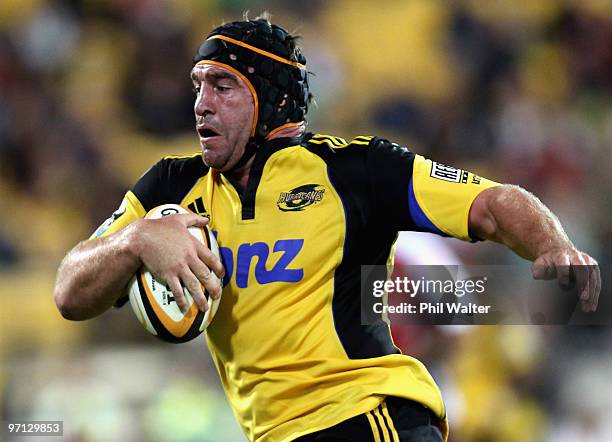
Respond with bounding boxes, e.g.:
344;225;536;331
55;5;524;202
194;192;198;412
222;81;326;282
54;223;143;321
469;185;574;261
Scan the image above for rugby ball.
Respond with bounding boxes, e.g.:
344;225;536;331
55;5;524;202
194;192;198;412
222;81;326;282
128;204;221;343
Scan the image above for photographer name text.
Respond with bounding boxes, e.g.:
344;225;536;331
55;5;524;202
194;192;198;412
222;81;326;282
373;302;491;314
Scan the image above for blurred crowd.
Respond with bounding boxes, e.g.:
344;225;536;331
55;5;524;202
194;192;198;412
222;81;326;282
1;0;611;441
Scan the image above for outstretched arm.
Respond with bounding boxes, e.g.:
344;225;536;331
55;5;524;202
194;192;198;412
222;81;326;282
468;184;600;312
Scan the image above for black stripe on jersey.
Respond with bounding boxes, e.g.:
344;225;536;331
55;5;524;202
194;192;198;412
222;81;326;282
195;197;206;214
304;137;403;359
202;223;212;249
132;154;209;212
226;134;309;220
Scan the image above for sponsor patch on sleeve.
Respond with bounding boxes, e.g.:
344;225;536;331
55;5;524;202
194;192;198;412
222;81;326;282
430;161;469;184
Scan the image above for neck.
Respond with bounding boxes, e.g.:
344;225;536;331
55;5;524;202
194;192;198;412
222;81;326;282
228;155;255;190
228;123;307;190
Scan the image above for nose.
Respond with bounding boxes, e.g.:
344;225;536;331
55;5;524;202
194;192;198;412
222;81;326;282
194;83;214;117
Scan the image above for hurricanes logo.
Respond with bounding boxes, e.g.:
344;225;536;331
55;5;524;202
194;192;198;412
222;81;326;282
277;184;325;211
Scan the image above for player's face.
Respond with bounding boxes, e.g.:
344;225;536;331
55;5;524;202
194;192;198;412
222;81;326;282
192;63;255;171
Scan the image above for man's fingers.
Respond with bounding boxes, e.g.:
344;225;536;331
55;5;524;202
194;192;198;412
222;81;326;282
181;269;209;313
555;254;571;288
166;275;189;314
533;249;601;313
189;258;222;301
195;240;225;279
171;213;209;228
591;265;601;312
585;267;594;312
585;265;595;312
570;253;599;313
572;254;589;303
532;256;555;280
138;213;222;314
186;214;209;228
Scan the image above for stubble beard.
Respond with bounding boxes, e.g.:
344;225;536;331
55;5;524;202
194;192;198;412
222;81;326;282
201;143;237;172
201;147;223;170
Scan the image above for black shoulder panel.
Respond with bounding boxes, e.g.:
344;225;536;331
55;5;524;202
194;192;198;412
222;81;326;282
368;137;418;231
304;136;404;359
132;154;209;212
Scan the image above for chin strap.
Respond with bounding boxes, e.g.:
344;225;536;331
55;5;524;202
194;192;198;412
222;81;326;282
230;140;259;171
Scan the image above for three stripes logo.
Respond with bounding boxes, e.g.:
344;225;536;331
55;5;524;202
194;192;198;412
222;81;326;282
187;197;209;217
366;401;402;442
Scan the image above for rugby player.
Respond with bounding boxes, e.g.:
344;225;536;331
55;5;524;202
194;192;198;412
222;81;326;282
55;15;600;442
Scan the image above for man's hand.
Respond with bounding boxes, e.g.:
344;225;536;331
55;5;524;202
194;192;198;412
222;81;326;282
469;185;601;313
532;248;601;312
134;213;225;314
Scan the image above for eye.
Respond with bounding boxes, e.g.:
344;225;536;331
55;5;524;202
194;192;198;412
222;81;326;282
215;85;230;92
192;85;201;95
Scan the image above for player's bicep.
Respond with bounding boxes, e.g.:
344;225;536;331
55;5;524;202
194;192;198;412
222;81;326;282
410;155;500;240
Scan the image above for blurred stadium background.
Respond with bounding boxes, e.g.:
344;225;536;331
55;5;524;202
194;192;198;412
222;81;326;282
1;0;611;440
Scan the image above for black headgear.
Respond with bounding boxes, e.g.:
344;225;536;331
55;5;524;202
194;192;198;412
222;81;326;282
193;19;311;143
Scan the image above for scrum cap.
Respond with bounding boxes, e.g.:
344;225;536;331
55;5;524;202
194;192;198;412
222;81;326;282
193;18;311;141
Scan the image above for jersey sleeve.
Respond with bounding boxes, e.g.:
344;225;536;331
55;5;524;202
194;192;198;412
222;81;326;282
90;153;207;240
410;154;500;240
367;137;500;241
89;190;146;239
89;160;165;240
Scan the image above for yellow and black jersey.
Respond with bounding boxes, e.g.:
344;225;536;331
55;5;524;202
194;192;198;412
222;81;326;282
93;133;499;442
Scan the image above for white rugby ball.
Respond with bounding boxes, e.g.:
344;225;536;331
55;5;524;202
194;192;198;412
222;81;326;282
128;204;221;343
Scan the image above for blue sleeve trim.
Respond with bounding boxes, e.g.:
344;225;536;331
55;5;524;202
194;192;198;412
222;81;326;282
408;178;446;236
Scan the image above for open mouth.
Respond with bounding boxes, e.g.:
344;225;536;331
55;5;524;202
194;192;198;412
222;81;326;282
198;127;220;138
